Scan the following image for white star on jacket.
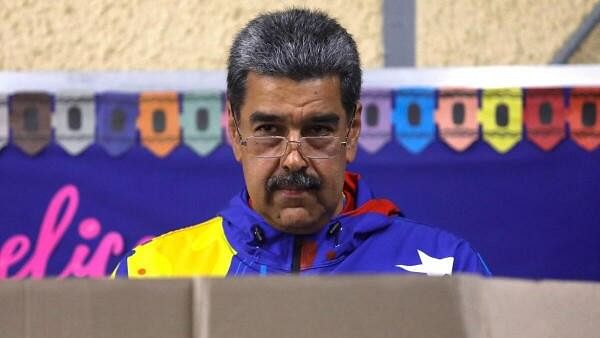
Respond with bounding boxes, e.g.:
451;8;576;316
396;250;454;276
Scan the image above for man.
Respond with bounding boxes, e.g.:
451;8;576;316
113;8;490;278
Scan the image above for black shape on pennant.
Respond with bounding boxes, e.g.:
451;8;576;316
24;106;39;131
68;106;82;131
452;102;465;125
495;103;509;127
152;109;166;133
539;102;553;125
582;102;596;127
196;108;208;131
111;109;126;132
366;103;379;127
408;103;421;126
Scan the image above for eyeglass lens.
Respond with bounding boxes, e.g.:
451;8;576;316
246;137;342;158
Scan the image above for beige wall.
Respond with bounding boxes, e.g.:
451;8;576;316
570;21;600;64
417;0;598;66
0;0;383;70
0;0;597;70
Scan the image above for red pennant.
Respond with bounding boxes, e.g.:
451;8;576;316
568;88;600;151
435;88;479;152
524;88;566;151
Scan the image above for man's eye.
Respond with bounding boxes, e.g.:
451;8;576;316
306;125;334;136
254;124;279;135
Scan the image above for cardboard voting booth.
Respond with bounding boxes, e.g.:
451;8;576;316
1;275;599;338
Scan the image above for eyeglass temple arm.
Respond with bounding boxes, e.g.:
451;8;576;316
230;111;247;144
344;106;358;142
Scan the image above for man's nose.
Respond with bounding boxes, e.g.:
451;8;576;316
281;139;309;171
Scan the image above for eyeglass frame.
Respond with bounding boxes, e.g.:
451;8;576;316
230;108;357;159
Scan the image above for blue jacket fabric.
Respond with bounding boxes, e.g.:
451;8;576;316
113;172;491;278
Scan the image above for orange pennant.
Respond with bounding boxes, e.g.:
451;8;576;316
138;92;181;157
435;88;479;152
568;88;600;151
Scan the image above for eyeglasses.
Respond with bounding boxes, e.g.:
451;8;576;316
240;135;348;159
232;113;355;159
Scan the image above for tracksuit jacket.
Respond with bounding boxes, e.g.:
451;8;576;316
113;172;491;278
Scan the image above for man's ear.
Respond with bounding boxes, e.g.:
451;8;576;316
345;102;362;163
226;100;243;162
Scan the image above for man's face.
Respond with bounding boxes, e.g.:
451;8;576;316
228;72;361;234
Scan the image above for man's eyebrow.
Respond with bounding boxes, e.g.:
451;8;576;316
309;113;340;124
249;112;284;124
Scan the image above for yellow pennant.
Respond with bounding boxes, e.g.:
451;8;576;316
479;88;523;153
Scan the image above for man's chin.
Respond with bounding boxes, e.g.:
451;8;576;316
276;207;322;234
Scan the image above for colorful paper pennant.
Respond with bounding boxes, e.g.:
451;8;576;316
435;88;479;152
0;95;7;150
138;92;181;157
9;93;52;156
53;92;96;155
96;93;139;157
392;88;436;154
480;88;523;153
359;89;393;153
524;88;566;151
568;88;600;151
181;92;223;156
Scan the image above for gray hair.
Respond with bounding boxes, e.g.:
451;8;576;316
227;8;362;120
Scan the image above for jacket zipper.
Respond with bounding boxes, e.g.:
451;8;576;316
291;236;302;273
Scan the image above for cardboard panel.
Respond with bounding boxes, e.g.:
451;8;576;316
195;276;466;338
0;279;192;338
25;280;93;338
91;279;192;338
2;276;600;338
0;281;25;337
463;277;600;338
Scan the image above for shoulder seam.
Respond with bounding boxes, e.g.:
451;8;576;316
137;216;223;247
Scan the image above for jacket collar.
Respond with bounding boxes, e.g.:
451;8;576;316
219;172;402;272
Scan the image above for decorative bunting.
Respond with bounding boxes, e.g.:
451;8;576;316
435;88;479;152
138;92;181;157
480;88;523;153
0;85;598;156
392;88;436;154
568;88;600;151
0;95;7;150
53;92;96;155
96;93;139;157
524;88;566;151
181;92;223;156
359;89;393;154
9;93;52;156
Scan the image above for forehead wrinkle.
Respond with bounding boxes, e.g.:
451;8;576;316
307;113;340;124
249;111;286;124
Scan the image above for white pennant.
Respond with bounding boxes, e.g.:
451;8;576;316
0;94;7;150
53;92;96;155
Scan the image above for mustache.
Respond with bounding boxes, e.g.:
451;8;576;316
266;171;321;192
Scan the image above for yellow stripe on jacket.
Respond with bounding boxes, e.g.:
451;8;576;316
121;216;236;278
